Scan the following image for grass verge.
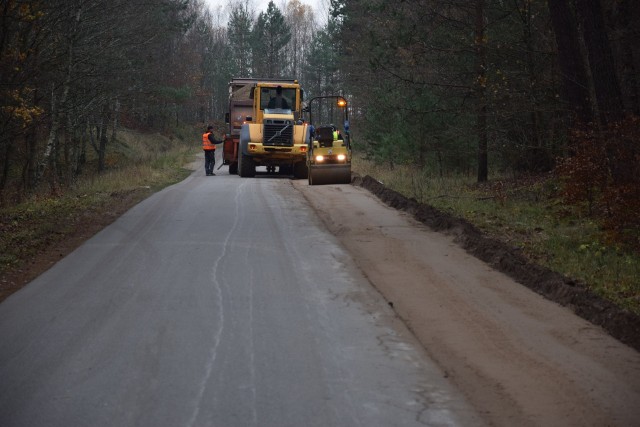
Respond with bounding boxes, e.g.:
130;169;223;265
352;156;640;315
0;128;198;302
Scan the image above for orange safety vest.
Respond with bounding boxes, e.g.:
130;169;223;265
202;132;216;150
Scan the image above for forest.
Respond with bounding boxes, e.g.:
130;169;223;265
0;0;638;253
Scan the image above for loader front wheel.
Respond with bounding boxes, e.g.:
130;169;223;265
238;152;255;177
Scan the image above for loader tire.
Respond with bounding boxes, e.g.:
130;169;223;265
238;152;255;177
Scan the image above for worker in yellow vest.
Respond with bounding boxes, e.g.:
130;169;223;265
331;125;343;142
202;125;222;176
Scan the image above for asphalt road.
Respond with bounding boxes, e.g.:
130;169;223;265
0;165;482;427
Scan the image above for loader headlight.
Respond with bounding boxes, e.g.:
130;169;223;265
337;154;346;161
315;155;324;162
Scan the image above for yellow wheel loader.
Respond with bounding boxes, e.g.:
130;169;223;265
306;96;352;185
224;78;309;178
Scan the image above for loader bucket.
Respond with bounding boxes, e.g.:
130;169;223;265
308;164;352;185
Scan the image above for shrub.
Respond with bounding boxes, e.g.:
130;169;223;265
556;117;640;252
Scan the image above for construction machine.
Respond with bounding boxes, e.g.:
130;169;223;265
223;78;309;178
306;96;352;185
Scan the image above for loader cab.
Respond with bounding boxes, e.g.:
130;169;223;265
260;87;296;111
252;83;302;123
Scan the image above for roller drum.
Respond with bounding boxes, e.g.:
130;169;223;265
308;165;351;185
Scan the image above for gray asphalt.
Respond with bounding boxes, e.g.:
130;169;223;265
0;165;482;427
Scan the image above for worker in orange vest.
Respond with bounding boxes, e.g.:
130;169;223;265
202;125;221;176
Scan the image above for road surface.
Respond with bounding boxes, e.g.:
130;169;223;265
0;164;482;426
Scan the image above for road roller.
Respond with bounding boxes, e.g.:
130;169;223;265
306;96;352;185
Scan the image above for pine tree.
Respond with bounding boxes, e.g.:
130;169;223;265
228;2;254;77
252;1;291;78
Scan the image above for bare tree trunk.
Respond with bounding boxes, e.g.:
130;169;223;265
75;121;87;176
618;38;639;115
547;0;593;124
575;0;625;124
35;3;81;186
110;97;119;145
67;109;84;185
573;0;632;186
475;0;488;183
36;84;61;185
0;140;10;202
24;124;37;192
97;100;111;172
612;0;640;115
523;2;542;150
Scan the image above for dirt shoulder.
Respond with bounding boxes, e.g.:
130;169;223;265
294;177;640;427
356;175;640;352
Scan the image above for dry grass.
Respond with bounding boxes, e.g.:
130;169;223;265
0;128;197;280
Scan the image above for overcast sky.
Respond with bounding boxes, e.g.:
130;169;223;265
202;0;329;24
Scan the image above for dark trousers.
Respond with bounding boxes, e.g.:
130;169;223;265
204;150;215;174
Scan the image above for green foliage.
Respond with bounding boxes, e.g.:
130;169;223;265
252;1;291;77
305;26;340;98
336;0;563;179
228;3;254;76
157;85;193;103
355;80;477;174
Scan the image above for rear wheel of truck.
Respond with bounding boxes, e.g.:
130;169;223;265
238;152;255;177
229;162;238;175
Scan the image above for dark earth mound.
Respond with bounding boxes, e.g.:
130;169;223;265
355;174;640;353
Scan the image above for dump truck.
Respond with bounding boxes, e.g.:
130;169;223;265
223;78;309;178
306;95;352;185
